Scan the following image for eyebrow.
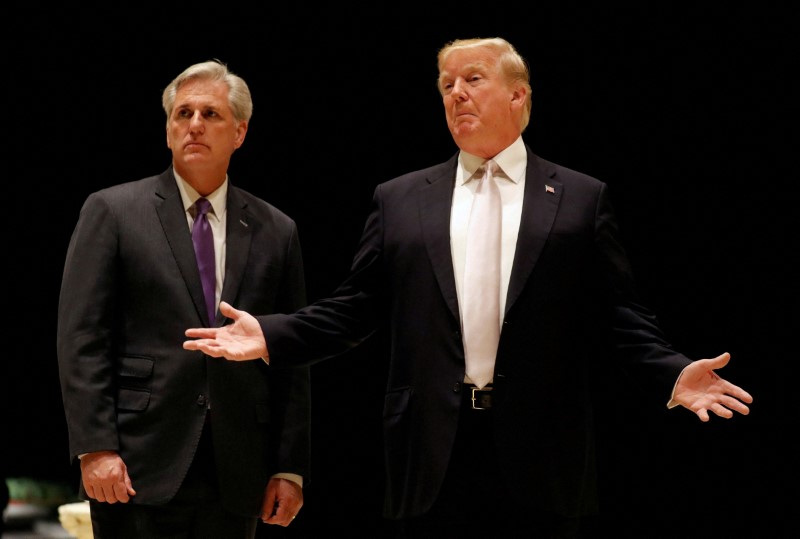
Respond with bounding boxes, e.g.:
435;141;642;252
440;61;489;80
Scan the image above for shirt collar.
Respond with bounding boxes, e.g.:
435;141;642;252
457;136;527;186
174;170;228;216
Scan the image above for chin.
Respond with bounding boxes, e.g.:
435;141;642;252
452;127;479;145
181;154;209;164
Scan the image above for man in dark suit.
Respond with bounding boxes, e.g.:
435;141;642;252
57;60;310;538
183;39;753;537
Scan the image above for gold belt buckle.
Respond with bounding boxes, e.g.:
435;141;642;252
471;386;493;410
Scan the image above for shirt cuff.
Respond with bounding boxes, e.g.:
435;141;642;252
666;365;690;409
271;473;303;488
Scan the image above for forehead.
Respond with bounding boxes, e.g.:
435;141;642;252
174;78;230;108
440;47;499;78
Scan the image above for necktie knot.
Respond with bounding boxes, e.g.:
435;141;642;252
483;159;498;179
194;197;211;217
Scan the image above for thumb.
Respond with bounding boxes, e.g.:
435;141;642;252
218;301;239;319
706;352;731;370
124;470;136;496
261;495;277;521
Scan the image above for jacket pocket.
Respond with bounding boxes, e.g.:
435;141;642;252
117;388;151;411
115;355;154;411
116;355;154;378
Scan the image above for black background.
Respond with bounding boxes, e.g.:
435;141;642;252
6;4;794;537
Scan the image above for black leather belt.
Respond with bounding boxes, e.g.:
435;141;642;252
464;384;493;410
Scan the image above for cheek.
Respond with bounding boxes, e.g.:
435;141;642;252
167;126;181;141
443;103;456;123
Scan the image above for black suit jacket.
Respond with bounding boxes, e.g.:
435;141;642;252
57;168;310;517
260;146;691;518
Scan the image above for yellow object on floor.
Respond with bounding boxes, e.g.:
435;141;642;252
58;501;92;539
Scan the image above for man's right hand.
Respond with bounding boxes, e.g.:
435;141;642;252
184;301;268;361
80;451;136;503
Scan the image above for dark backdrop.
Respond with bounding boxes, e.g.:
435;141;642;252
7;5;793;538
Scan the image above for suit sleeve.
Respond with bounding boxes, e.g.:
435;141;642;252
259;186;385;368
56;193;121;461
267;223;312;479
594;183;692;399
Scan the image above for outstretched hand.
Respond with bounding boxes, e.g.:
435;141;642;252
672;352;753;422
183;301;267;361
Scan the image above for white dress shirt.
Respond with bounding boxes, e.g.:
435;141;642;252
175;171;227;313
451;136;527;384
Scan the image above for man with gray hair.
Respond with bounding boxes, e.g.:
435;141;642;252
57;60;310;538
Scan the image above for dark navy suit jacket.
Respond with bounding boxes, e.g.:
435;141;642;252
260;146;690;518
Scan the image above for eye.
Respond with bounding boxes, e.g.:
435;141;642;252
203;109;219;119
176;108;192;119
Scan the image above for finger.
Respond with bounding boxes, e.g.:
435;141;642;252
261;500;276;523
190;343;226;357
112;481;131;503
183;340;222;355
263;510;293;527
720;395;750;415
185;328;219;339
105;482;123;504
267;500;292;526
695;408;710;422
709;402;734;419
728;385;754;404
94;483;110;503
93;486;108;503
183;339;212;351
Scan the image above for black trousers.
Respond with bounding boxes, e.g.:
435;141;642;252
393;388;582;539
89;417;257;539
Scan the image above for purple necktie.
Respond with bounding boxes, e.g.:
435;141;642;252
191;197;216;325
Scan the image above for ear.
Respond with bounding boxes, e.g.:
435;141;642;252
233;120;248;149
510;84;528;108
166;126;172;149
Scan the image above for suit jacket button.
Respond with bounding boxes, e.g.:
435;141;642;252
196;394;206;406
453;382;461;393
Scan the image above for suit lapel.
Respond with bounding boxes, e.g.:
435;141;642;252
420;156;460;322
154;169;211;326
505;149;562;314
220;187;252;325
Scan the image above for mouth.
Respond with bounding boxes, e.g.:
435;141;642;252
184;142;209;150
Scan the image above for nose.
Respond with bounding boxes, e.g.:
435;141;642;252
451;79;468;101
189;111;205;134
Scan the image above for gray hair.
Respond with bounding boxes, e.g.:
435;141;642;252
437;37;532;132
162;59;253;125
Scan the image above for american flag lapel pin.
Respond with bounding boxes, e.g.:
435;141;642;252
545;185;555;194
